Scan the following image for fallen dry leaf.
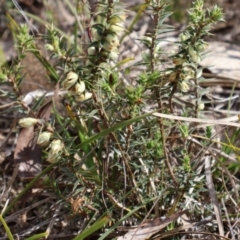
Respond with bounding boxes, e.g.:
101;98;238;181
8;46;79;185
14;89;61;179
14;125;42;179
14;82;61;179
117;211;185;240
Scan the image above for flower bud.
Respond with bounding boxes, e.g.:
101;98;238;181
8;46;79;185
198;103;205;111
102;41;113;52
109;49;119;60
76;92;92;102
47;139;63;163
45;43;54;52
68;81;86;96
188;46;201;63
184;74;193;82
182;66;194;75
61;72;78;89
105;34;119;47
75;81;86;95
179;81;189;92
37;131;52;146
180;33;190;42
98;62;108;69
49;139;62;152
88;46;96;55
109;14;127;24
197;69;203;78
19;117;38;128
196;42;208;52
108;23;124;34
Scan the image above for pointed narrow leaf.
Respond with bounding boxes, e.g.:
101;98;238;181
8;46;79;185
79;111;155;148
73;215;110;240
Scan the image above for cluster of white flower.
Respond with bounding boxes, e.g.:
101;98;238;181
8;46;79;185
172;59;200;93
179;66;196;92
18;70;94;163
37;133;64;163
18;117;63;162
89;14;126;62
47;139;63;163
61;71;92;102
102;33;120;60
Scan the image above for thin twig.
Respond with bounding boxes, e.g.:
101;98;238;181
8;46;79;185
221;193;236;239
205;155;224;236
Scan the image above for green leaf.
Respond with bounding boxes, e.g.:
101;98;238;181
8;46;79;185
120;3;148;43
73;215;110;240
25;232;48;240
78;111;155;148
113;57;135;69
0;214;14;240
2;163;57;217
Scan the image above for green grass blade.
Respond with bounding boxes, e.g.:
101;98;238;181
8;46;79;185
73;215;110;240
2;163;56;217
25;232;48;240
0;214;14;240
79;111;155;148
120;3;148;43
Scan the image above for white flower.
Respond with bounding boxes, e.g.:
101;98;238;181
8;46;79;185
19;117;39;128
198;103;205;111
88;46;96;55
197;69;203;78
98;62;108;69
75;81;86;95
105;34;119;47
68;81;86;96
108;23;125;34
188;45;201;63
180;81;189;92
37;131;52;146
109;49;119;60
184;74;193;82
109;14;127;24
196;42;208;52
61;72;78;89
45;43;54;51
47;139;63;163
102;41;113;52
180;33;190;42
76;92;92;102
